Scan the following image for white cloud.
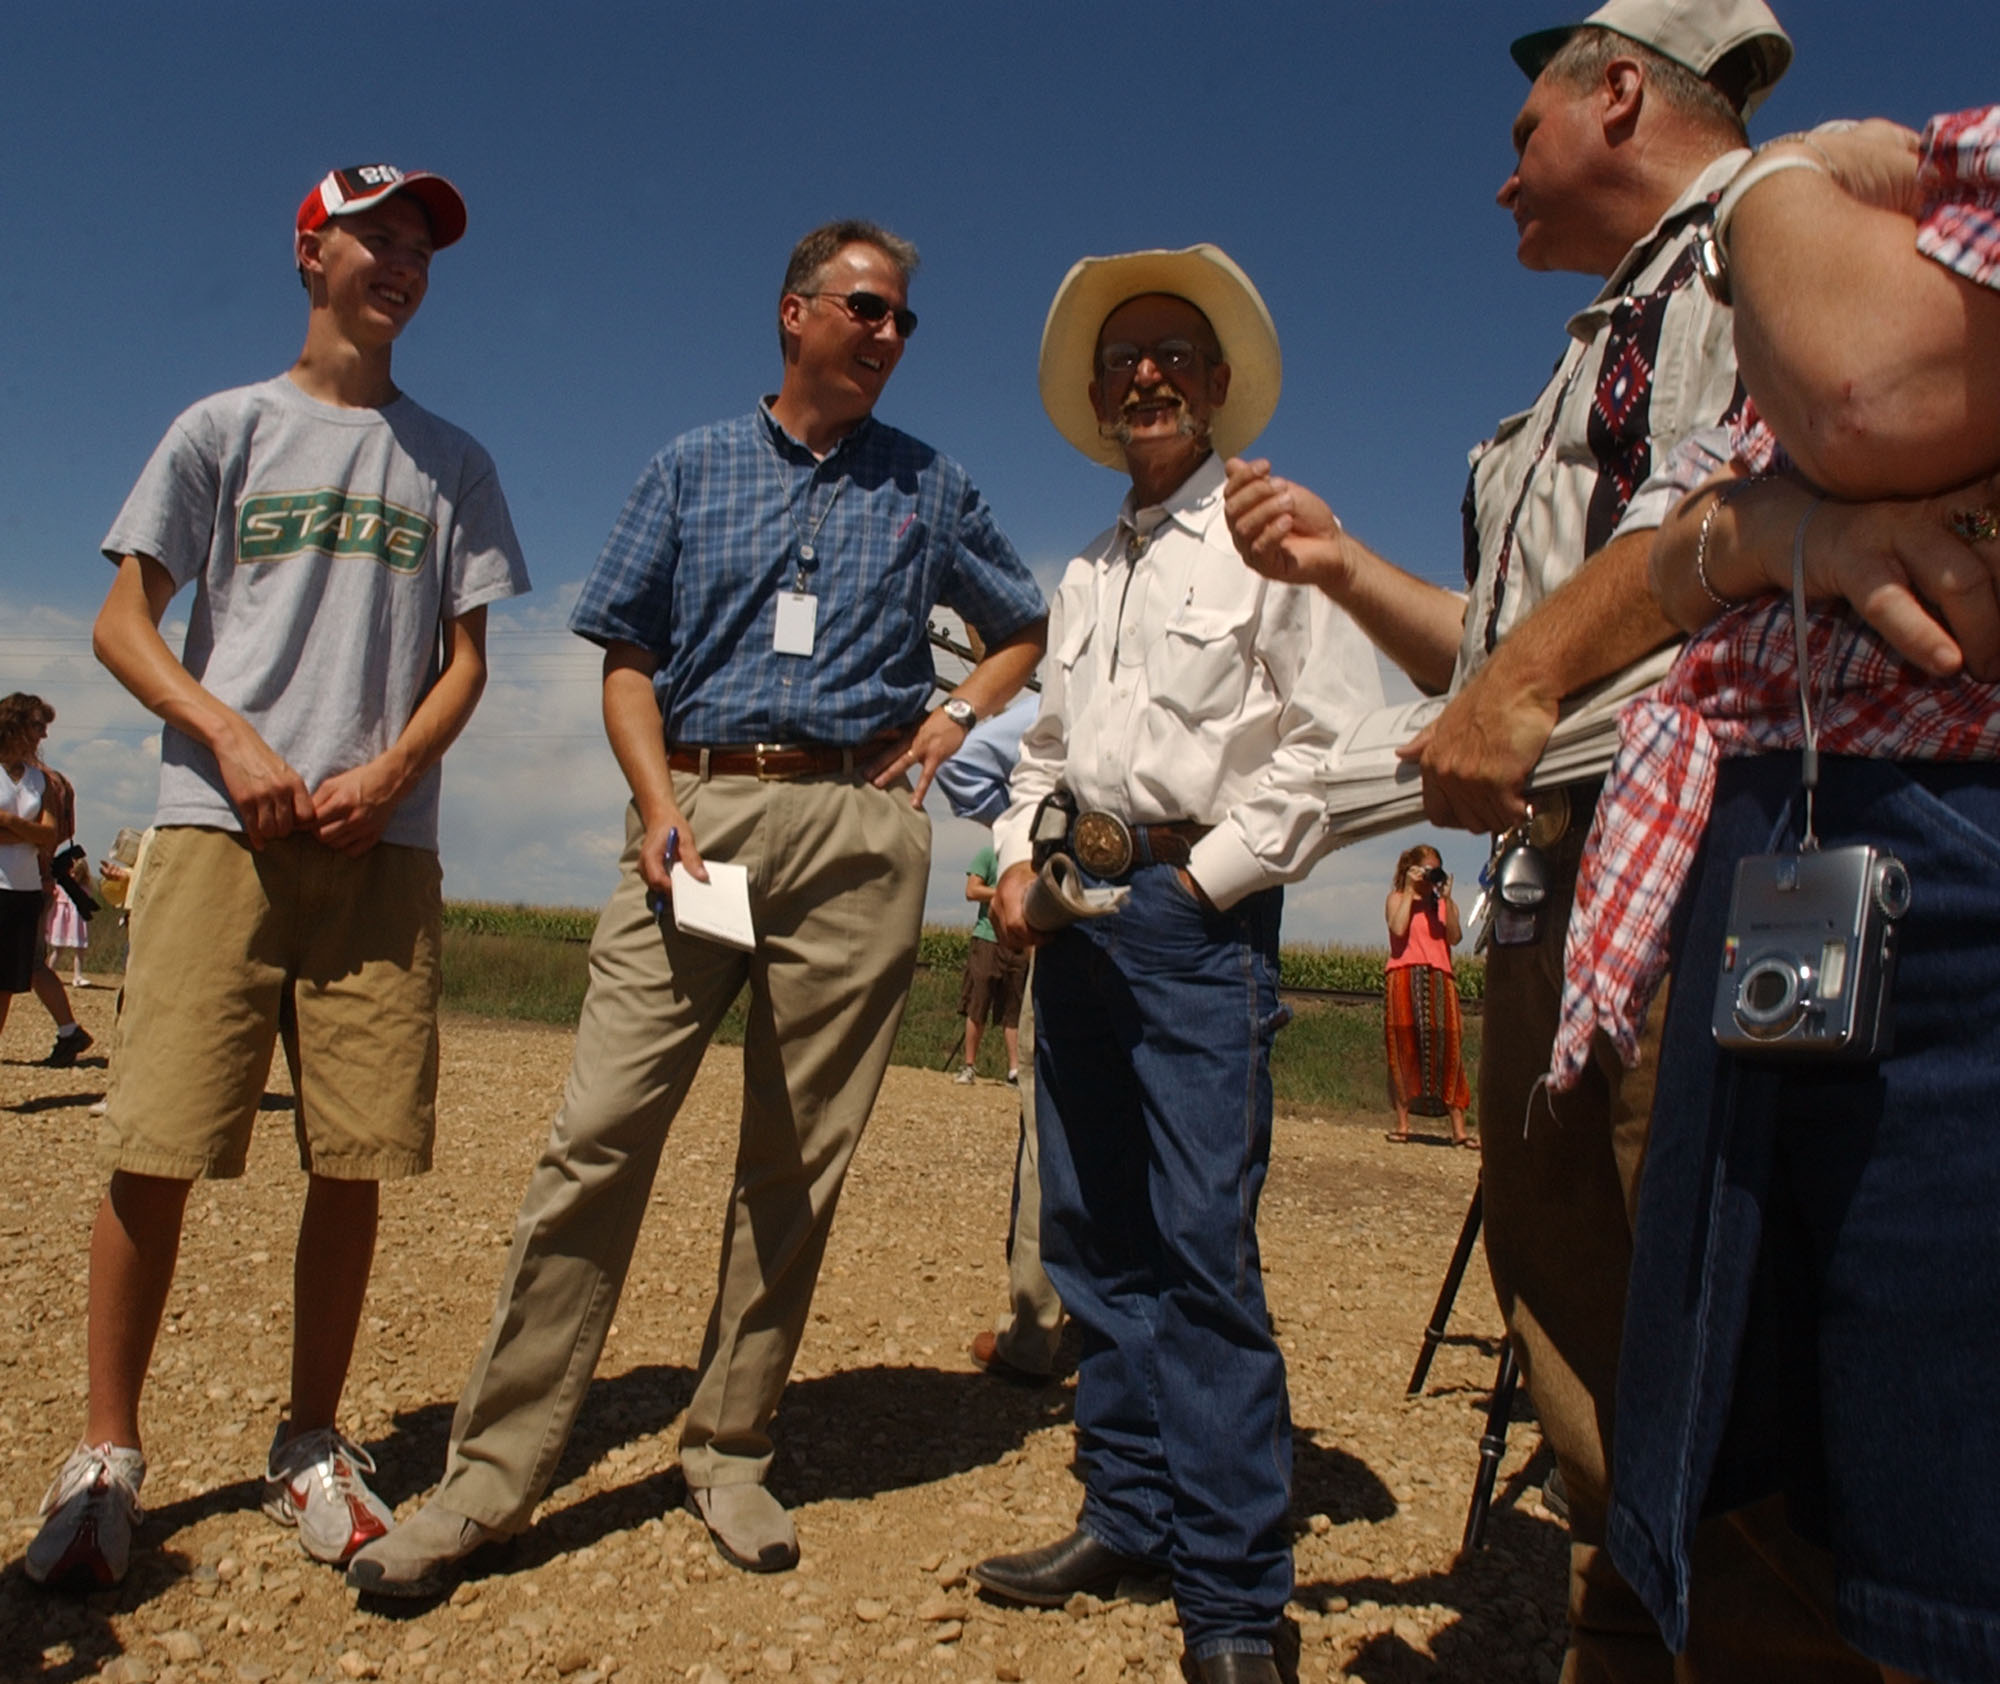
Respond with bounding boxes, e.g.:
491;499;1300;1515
436;588;632;908
0;596;169;858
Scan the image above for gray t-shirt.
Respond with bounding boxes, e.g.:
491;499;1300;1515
102;375;531;851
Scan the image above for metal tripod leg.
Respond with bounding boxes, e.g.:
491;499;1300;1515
1406;1176;1483;1396
1460;1343;1519;1558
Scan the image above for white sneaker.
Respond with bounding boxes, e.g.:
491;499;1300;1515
263;1425;393;1564
346;1500;500;1597
26;1443;147;1589
954;1064;976;1085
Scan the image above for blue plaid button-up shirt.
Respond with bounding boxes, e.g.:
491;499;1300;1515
571;403;1044;745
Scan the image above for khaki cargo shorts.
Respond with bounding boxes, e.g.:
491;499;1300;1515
103;826;443;1181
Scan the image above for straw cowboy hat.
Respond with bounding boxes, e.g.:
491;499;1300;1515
1038;244;1281;471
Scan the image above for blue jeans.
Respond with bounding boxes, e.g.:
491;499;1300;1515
1033;864;1290;1659
1611;755;2000;1684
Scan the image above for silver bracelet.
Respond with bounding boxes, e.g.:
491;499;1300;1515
1693;481;1752;611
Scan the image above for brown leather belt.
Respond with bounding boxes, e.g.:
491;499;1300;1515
1132;821;1211;869
668;743;859;780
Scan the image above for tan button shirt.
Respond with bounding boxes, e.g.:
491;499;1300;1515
1453;150;1747;692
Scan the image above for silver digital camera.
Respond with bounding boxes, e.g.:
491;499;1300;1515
1710;843;1910;1059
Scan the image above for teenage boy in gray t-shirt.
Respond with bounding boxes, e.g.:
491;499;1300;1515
27;165;531;1590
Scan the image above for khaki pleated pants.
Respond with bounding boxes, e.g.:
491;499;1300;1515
438;774;929;1528
989;973;1066;1374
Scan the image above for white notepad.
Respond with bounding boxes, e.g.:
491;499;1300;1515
670;859;755;950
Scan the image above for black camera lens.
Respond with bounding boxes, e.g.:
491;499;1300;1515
1424;866;1448;892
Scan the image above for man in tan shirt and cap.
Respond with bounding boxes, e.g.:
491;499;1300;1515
1230;3;1878;1678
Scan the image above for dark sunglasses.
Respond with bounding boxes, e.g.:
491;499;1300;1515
807;289;918;338
1097;339;1204;377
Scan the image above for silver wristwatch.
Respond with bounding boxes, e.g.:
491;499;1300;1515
940;696;978;731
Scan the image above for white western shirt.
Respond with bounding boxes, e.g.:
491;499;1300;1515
995;455;1384;910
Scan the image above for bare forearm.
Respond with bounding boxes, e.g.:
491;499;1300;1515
363;610;490;805
1385;888;1415;939
601;646;680;832
953;622;1047;719
1298;532;1465;694
1654;470;1812;629
94;556;253;757
1656;465;2000;680
0;811;59;849
1475;530;1678;707
1731;171;2000;497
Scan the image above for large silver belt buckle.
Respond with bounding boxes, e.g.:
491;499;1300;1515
1071;810;1134;878
752;743;789;780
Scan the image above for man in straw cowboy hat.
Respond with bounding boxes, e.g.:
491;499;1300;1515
1230;3;1877;1679
976;246;1381;1682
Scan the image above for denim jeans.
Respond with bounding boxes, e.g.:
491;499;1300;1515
1033;863;1290;1659
1611;755;2000;1684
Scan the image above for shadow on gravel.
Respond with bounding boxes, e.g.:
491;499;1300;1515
0;1515;215;1680
0;1573;135;1681
1293;1432;1398;1528
773;1362;1064;1502
1294;1498;1569;1682
5;1089;104;1114
354;1358;1058;1584
366;1361;703;1514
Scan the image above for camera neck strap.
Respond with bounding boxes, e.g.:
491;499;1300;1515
1790;494;1829;850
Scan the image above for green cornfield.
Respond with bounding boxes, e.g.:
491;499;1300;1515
82;900;1479;1119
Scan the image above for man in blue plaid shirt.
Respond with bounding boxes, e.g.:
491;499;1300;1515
351;219;1045;1593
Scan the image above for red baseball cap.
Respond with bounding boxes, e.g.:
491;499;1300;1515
295;165;467;250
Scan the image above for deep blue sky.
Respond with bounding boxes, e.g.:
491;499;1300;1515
5;3;1995;941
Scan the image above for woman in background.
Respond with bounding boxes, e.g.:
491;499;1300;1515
1383;843;1470;1146
0;692;92;1064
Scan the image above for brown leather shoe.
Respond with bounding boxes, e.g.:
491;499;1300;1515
969;1329;1051;1386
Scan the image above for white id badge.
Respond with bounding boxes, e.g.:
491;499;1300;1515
774;591;818;656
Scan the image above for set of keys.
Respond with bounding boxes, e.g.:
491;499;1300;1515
1465;788;1570;951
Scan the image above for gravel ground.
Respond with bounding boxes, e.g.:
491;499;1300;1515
1;983;1567;1684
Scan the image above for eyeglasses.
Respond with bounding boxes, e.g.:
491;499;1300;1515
806;290;918;338
1097;339;1206;378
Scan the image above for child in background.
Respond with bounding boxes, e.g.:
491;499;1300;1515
46;843;94;985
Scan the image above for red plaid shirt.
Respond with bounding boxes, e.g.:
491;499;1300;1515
1551;106;2000;1090
1917;104;2000;288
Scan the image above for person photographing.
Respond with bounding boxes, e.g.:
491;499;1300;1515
1384;845;1471;1146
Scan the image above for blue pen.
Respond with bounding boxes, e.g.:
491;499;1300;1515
647;826;681;919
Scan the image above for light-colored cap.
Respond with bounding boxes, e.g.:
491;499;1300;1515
1037;244;1280;471
1511;0;1793;118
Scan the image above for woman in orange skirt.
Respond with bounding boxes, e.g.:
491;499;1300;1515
1383;844;1471;1145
